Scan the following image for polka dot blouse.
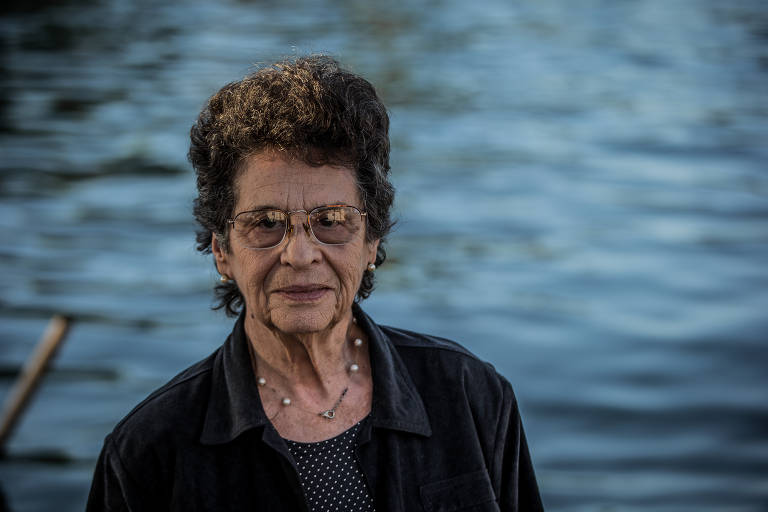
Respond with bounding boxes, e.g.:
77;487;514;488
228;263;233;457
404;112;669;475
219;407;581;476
284;420;375;511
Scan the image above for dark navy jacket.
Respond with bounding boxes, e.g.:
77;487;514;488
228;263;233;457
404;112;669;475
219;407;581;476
87;306;543;511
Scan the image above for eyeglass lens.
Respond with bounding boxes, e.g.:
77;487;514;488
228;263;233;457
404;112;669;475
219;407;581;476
233;206;363;248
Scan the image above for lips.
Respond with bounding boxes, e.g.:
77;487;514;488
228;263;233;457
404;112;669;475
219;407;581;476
275;284;331;302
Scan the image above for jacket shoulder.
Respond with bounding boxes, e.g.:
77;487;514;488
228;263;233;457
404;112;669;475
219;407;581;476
110;348;219;439
379;324;512;392
380;324;479;357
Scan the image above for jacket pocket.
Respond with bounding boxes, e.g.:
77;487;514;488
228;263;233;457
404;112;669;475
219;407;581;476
419;470;499;512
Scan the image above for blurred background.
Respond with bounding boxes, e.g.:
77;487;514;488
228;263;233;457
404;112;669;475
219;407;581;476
1;0;767;510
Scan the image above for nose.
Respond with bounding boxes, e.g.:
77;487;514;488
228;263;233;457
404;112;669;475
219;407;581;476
280;213;321;268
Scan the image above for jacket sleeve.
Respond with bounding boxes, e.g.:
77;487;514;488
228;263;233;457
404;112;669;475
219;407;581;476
86;435;139;512
493;378;544;511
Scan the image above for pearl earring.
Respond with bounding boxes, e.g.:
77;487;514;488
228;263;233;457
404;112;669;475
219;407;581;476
220;275;231;283
367;263;376;272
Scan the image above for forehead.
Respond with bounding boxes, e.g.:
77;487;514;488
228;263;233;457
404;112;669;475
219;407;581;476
234;152;360;210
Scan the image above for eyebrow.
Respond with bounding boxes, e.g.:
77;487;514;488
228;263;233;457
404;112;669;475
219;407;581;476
238;202;355;212
239;204;281;212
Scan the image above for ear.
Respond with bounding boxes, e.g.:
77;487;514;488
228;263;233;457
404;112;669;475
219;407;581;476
211;232;232;277
366;238;380;266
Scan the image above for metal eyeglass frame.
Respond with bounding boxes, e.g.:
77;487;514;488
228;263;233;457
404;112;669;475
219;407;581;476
226;204;367;250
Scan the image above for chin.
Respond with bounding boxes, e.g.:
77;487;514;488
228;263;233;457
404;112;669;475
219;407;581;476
270;307;337;334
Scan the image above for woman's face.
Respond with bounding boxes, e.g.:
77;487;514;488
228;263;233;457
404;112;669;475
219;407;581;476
212;152;379;335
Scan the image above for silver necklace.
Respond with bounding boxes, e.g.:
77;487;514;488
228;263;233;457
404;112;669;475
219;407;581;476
318;387;348;419
253;336;364;420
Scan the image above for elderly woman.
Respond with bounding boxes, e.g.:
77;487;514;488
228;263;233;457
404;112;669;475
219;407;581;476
88;56;543;511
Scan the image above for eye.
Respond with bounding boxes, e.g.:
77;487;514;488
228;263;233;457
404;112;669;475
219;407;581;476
256;215;278;229
308;206;362;245
239;210;286;231
314;208;348;228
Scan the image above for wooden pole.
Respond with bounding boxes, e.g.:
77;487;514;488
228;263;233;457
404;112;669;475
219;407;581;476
0;315;72;452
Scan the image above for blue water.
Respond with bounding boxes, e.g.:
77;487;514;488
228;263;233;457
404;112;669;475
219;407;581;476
1;1;767;510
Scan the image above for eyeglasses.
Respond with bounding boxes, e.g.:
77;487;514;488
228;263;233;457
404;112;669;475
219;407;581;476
227;205;367;249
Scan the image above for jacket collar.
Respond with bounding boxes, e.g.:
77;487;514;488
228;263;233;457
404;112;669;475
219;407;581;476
200;306;431;445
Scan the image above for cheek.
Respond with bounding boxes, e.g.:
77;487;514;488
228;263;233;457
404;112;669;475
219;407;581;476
231;252;273;291
330;251;366;294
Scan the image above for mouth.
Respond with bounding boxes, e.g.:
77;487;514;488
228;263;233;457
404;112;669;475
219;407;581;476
275;285;331;302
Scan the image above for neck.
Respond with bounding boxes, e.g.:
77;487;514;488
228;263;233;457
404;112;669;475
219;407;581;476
245;310;362;398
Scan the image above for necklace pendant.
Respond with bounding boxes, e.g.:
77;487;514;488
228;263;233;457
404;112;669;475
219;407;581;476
319;409;336;419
